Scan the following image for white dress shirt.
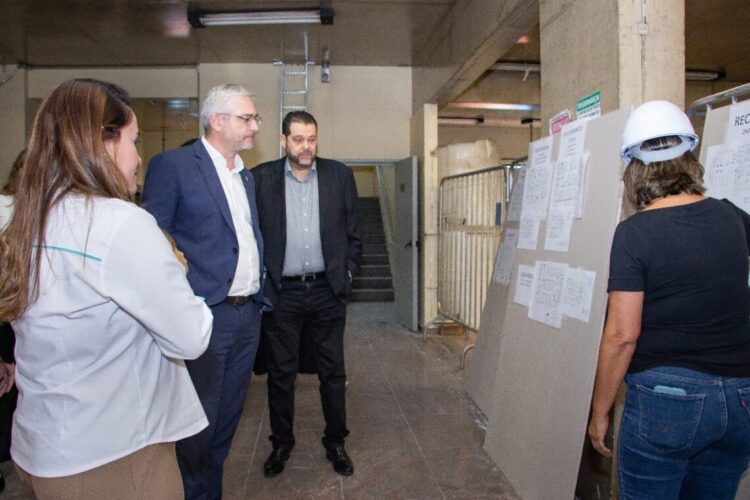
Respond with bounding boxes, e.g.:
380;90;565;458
0;194;13;231
11;195;213;477
201;137;260;296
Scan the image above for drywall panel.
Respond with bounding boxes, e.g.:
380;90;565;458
698;102;750;500
464;205;520;415
483;107;630;500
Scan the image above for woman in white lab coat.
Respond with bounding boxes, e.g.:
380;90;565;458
0;79;213;500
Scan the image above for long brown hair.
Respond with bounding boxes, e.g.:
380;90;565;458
0;79;133;321
2;149;26;196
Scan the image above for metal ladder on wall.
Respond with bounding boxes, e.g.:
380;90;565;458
274;32;314;156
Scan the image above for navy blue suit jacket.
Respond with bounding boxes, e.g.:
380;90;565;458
142;140;266;307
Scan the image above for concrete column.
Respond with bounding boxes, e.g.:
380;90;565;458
411;104;439;326
540;0;684;126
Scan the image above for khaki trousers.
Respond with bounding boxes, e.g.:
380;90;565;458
16;442;183;500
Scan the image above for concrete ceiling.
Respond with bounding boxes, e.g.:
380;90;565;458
0;0;748;81
0;0;454;67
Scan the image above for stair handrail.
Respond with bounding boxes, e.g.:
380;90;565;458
375;164;394;253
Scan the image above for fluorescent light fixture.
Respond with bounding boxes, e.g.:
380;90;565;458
447;102;540;112
438;116;484;126
490;62;541;73
685;69;725;81
188;8;334;27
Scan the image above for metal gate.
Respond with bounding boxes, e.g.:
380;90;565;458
435;165;509;333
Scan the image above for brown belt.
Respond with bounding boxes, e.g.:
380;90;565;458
223;295;253;305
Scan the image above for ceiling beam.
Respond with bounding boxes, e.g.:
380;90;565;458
412;0;539;112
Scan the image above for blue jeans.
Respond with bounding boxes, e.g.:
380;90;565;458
619;366;750;500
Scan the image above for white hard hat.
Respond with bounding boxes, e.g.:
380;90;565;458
621;100;699;165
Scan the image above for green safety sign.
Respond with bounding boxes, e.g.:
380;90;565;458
576;91;601;120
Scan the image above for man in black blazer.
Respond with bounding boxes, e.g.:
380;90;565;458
252;111;361;477
142;84;265;500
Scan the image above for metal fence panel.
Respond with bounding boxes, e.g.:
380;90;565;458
437;166;508;332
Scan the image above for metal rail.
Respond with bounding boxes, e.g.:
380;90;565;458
687;82;750;118
426;165;509;343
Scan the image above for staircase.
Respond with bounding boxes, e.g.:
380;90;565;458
353;197;394;302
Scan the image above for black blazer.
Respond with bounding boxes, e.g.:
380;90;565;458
251;157;362;305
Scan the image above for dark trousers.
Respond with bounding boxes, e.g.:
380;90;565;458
264;278;349;448
0;322;15;463
177;301;261;500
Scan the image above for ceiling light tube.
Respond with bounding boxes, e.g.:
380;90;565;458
189;8;334;27
685;69;725;81
447;102;540;112
438;116;484;126
490;62;541;73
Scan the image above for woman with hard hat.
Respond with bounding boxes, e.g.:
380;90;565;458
588;100;750;499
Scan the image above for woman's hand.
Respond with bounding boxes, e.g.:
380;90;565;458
161;230;188;273
588;412;611;457
0;362;16;394
174;247;189;273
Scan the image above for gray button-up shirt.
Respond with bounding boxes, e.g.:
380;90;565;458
283;160;325;276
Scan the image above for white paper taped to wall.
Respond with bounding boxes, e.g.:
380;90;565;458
513;264;536;307
549;153;589;219
560;267;596;323
528;260;567;329
521;261;597;327
544;205;575;252
727;100;750;144
531;136;554;168
518;215;540;250
559;119;587;159
705;139;750;213
521;161;554;220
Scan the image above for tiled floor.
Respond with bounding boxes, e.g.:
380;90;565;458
3;302;518;499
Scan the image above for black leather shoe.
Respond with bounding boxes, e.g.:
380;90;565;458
263;446;292;478
325;444;354;476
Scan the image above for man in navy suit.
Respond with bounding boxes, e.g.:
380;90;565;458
252;111;361;478
142;84;265;500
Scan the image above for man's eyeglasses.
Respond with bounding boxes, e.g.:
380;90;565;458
220;113;263;125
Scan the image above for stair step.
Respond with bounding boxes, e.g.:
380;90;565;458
356;265;391;277
350;288;394;302
353;277;393;289
362;243;387;254
362;233;386;244
360;254;388;265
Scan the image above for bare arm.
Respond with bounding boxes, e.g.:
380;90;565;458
588;290;643;457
